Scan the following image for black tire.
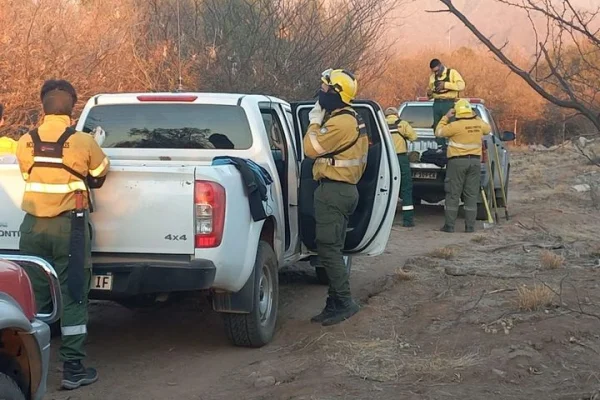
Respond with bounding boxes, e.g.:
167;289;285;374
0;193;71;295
314;256;352;286
0;372;26;400
223;241;278;348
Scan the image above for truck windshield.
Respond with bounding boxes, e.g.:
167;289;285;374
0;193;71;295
82;104;253;149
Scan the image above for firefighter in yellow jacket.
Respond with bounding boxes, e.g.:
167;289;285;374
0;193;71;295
428;59;466;148
16;80;110;390
385;107;417;227
303;68;368;326
435;98;490;233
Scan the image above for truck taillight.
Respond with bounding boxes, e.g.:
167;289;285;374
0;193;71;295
194;181;226;248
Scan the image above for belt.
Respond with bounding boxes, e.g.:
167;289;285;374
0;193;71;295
449;155;481;160
397;152;407;156
433;98;457;102
318;178;353;185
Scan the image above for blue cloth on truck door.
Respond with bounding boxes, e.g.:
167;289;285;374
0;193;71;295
212;156;273;221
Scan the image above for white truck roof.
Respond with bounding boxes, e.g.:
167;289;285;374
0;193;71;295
90;92;287;106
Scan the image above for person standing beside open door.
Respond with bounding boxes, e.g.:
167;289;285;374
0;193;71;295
302;68;368;326
385;107;417;227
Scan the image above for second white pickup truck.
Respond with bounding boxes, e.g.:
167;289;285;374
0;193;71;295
0;93;400;348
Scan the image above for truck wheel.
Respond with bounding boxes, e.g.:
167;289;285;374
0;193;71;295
223;241;278;348
314;256;352;286
0;373;25;400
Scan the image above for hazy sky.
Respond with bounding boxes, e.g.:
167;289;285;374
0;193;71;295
389;0;595;54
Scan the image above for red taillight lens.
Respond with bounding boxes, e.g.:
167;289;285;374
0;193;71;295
194;181;226;248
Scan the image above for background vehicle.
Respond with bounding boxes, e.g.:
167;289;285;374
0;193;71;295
0;93;400;349
0;255;61;400
397;97;515;219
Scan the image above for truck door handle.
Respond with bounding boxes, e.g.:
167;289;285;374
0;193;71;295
379;188;388;193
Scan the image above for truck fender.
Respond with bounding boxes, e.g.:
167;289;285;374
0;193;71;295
0;295;33;333
212;216;278;313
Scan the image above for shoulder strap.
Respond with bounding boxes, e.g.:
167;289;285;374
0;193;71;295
444;68;453;82
321;111;365;159
56;127;77;148
29;128;41;143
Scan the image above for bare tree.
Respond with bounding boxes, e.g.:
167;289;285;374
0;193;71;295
432;0;600;132
143;0;398;99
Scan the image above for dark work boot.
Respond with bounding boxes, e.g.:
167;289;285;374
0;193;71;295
62;361;98;390
465;226;475;233
311;296;337;323
440;225;454;233
321;298;360;326
403;220;415;228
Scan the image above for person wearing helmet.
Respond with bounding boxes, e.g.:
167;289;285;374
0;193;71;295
427;59;466;148
303;68;368;326
385;107;417;227
16;79;110;390
435;98;490;233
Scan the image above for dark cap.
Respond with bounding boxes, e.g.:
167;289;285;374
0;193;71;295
429;59;442;69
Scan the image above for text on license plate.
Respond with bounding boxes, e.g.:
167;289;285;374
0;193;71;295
92;274;113;291
412;171;437;180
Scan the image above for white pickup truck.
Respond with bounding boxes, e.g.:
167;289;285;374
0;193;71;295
0;93;400;347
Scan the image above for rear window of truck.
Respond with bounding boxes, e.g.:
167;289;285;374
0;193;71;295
399;104;483;129
82;104;253;149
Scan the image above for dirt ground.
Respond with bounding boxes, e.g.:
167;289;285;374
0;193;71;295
45;146;600;400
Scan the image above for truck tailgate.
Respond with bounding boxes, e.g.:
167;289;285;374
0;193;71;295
91;164;196;254
0;163;197;255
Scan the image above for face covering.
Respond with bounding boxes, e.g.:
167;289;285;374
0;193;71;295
318;90;346;113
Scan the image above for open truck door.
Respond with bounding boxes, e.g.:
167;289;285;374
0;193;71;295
291;100;400;257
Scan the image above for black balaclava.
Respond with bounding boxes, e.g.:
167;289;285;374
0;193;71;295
318;90;347;113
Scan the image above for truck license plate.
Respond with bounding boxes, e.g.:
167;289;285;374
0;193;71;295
92;274;113;291
412;171;437;180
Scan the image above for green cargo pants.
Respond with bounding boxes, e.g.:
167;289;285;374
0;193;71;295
19;212;92;362
314;180;359;300
444;157;480;230
433;99;455;147
398;154;414;225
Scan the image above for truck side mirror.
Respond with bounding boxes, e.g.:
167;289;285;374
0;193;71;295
501;131;516;142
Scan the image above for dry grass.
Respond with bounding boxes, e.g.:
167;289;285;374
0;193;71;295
324;337;480;382
540;250;565;270
517;284;555;311
430;246;458;260
394;267;415;281
471;235;488;244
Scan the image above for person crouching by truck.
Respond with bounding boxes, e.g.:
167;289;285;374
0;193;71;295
385;107;417;227
16;79;110;390
435;99;490;233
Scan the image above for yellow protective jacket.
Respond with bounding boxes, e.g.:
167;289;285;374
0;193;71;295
428;68;465;100
16;115;110;217
386;115;417;154
435;115;491;158
303;107;369;184
0;137;17;155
